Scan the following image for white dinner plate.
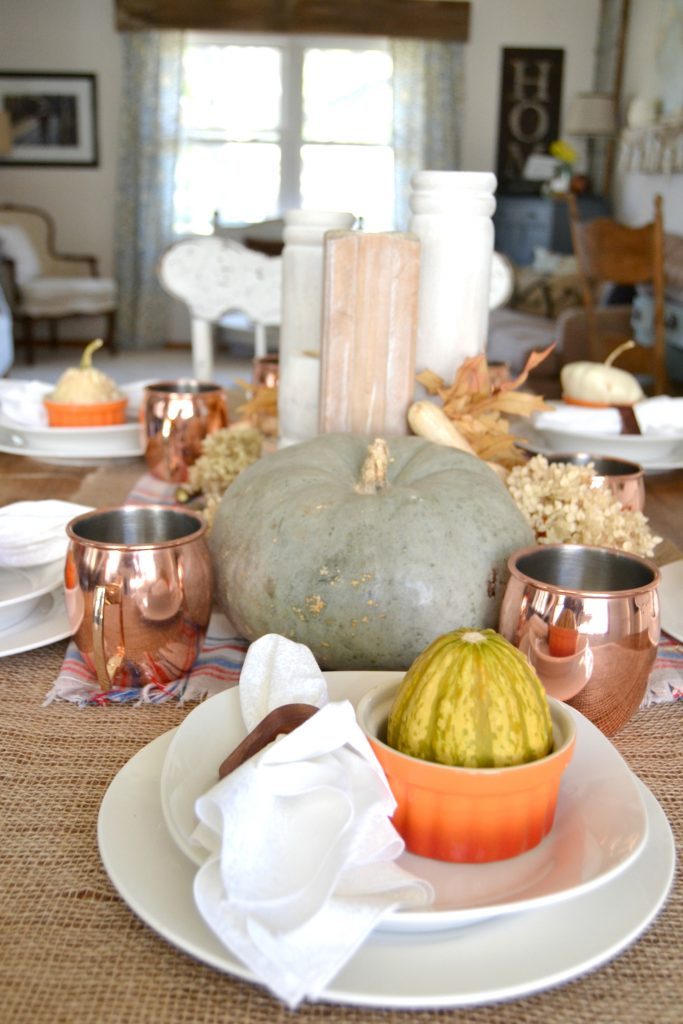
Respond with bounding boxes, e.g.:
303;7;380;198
160;672;648;934
98;729;675;1009
0;413;143;460
659;560;683;642
0;587;71;657
0;558;64;631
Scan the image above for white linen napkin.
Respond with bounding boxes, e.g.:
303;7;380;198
0;500;92;567
191;634;433;1009
534;403;623;435
0;379;51;426
634;395;683;435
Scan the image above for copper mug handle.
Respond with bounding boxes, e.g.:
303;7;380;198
92;582;122;691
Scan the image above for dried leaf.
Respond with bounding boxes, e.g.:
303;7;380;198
412;345;555;469
415;369;446;394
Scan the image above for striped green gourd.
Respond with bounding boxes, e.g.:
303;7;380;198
387;628;553;768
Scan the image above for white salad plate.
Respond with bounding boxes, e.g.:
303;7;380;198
0;587;71;657
159;672;649;934
0;558;64;631
98;729;675;1009
659;559;683;643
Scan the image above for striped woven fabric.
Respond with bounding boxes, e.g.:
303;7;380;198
45;610;248;707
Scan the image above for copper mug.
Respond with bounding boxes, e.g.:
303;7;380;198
544;453;645;512
142;380;228;483
498;544;660;735
65;505;213;690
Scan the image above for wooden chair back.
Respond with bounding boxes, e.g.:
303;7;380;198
158;235;282;381
566;193;667;394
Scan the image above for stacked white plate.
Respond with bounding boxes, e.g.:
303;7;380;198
0;559;70;657
0;380;147;462
98;671;676;1008
521;401;683;473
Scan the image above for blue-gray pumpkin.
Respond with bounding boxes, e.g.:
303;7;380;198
210;435;533;670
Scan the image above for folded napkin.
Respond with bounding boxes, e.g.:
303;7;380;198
190;634;433;1009
0;500;92;568
0;379;51;426
534;404;624;435
635;395;683;435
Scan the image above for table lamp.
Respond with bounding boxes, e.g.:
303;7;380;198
566;92;617;195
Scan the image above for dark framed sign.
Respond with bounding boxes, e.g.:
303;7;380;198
0;72;98;167
495;48;564;193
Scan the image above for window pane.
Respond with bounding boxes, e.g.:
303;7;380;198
174;142;281;234
182;45;282;141
303;49;393;144
300;145;394;231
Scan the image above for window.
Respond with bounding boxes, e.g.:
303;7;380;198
173;35;394;236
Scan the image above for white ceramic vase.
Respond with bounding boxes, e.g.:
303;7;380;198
278;209;356;447
409;170;497;384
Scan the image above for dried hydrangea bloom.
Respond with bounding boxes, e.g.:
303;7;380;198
178;426;263;526
506;455;661;557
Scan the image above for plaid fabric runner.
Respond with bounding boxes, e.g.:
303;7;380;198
46;472;683;708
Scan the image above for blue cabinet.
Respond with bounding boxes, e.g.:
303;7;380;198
493;195;611;266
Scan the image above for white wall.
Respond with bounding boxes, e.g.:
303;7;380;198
462;0;601;173
0;0;121;275
614;0;683;234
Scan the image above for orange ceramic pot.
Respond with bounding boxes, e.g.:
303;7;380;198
44;396;128;427
357;680;576;863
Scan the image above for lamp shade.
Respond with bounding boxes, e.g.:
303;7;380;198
566;93;617;137
0;110;12;156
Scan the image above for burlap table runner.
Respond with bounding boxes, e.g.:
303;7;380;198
0;638;681;1024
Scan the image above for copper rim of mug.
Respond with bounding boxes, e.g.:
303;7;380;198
543;452;644;479
65;504;207;549
142;380;225;396
506;543;661;598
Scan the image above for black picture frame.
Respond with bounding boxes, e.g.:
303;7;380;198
0;71;98;167
495;48;564;194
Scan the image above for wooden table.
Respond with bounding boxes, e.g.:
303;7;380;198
0;451;681;1024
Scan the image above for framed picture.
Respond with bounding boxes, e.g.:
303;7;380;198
495;48;564;194
0;72;98;167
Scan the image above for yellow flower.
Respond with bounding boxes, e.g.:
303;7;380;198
549;139;577;166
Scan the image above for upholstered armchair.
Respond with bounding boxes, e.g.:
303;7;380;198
0;203;117;364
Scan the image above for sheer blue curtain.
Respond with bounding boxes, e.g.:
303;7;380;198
391;40;465;230
115;31;183;349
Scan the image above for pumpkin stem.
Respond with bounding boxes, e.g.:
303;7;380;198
80;338;104;369
460;630;486;644
604;340;636;368
355;438;390;494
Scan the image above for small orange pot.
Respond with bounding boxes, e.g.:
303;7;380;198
44;396;128;427
357;680;576;864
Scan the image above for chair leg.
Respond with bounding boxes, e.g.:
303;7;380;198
191;317;214;381
48;319;59;349
104;310;117;354
254;323;267;361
